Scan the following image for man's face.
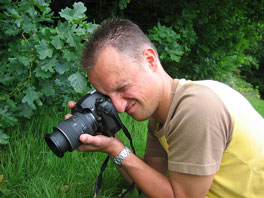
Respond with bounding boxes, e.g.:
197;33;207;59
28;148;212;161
88;47;162;121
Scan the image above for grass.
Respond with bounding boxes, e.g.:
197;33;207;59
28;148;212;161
226;76;264;117
1;77;263;198
0;107;148;198
243;92;264;117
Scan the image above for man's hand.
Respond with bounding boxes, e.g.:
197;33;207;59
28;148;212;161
77;133;124;157
66;101;124;157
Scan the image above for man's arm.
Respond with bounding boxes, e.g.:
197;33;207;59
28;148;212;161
78;134;215;198
115;155;168;185
122;152;214;198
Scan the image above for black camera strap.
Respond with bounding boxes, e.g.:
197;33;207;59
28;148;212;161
93;155;110;198
93;115;137;198
116;118;136;154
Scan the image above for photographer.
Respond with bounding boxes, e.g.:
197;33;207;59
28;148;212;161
67;18;264;197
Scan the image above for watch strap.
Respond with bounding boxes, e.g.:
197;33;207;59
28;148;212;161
111;146;131;167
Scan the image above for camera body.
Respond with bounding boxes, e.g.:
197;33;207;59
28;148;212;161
45;90;121;158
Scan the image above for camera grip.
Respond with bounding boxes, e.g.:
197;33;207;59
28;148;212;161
96;100;121;136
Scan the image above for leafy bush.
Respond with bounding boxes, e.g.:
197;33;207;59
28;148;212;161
239;30;264;99
0;0;97;144
145;0;264;80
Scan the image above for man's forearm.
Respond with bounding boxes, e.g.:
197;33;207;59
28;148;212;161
115;154;168;186
115;165;134;185
121;153;174;198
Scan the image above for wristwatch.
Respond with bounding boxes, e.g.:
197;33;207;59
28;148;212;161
111;146;131;167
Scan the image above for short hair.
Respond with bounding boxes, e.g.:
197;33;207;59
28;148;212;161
80;18;158;72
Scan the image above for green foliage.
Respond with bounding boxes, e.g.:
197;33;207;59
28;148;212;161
1;0;264;144
119;0;131;10
239;29;264;98
146;0;264;80
149;23;184;63
0;1;98;143
225;74;264;117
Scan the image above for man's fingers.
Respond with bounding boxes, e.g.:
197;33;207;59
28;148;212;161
79;134;91;143
79;134;103;145
77;134;100;151
65;113;72;120
68;101;76;109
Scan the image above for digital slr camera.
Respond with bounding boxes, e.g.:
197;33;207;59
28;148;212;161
45;90;122;158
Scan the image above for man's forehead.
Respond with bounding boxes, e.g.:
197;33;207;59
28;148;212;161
88;66;124;94
97;46;121;66
88;46;139;93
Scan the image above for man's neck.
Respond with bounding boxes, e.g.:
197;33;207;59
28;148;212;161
152;75;174;124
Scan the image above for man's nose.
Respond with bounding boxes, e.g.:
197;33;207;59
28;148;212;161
109;93;127;113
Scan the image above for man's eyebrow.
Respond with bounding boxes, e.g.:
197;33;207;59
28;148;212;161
116;82;128;91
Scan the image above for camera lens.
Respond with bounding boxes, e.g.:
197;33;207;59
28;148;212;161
45;130;70;158
45;112;98;158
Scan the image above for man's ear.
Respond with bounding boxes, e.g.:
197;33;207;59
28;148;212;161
143;48;158;72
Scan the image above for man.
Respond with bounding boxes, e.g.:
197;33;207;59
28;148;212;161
67;18;264;197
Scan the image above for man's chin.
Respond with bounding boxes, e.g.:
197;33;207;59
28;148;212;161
128;112;148;122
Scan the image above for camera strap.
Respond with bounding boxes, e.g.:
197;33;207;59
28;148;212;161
93;116;137;198
93;155;110;198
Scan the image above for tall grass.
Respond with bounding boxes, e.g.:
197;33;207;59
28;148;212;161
0;107;147;198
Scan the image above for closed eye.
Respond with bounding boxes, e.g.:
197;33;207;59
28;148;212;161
117;85;128;92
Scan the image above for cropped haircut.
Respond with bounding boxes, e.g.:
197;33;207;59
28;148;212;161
80;18;158;72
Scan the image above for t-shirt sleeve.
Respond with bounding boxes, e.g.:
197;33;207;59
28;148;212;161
166;84;232;176
145;119;168;158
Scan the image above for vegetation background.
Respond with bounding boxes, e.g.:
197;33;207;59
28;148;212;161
0;0;263;197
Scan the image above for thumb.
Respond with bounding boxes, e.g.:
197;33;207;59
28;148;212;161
79;134;91;144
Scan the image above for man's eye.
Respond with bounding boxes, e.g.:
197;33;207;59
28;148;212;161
118;85;127;92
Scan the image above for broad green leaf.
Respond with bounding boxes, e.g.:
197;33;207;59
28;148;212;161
56;62;70;74
6;98;18;111
18;56;33;67
22;86;42;109
59;2;86;21
73;2;87;18
68;72;87;93
18;103;33;119
59;8;74;21
5;28;20;36
33;0;49;12
0;131;9;144
63;49;79;62
41;56;57;73
51;36;63;50
56;21;68;39
86;22;98;33
26;5;38;18
34;67;53;79
66;29;79;48
41;82;55;96
0;107;18;127
6;7;20;18
35;41;53;60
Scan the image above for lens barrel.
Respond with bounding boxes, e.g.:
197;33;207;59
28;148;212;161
45;112;97;158
45;130;70;158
